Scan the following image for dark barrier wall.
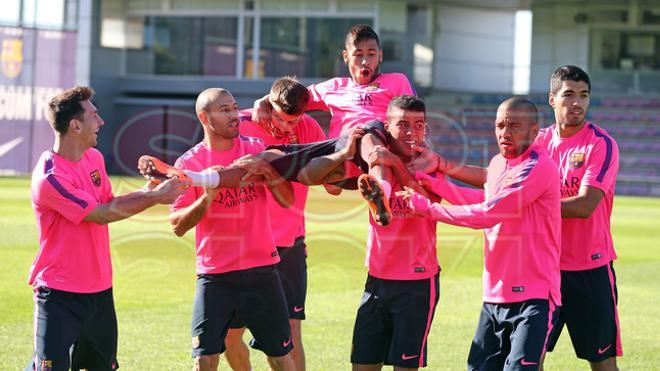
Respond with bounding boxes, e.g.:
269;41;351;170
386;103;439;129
106;105;201;176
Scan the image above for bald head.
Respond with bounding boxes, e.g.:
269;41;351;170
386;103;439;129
498;97;538;122
195;88;231;116
495;97;539;159
194;88;240;141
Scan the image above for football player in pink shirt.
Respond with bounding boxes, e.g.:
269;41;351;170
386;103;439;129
401;98;561;370
412;66;622;371
279;95;441;370
168;88;296;371
28;86;185;371
538;66;621;371
351;96;441;371
222;77;327;371
251;24;415;226
140;26;417;227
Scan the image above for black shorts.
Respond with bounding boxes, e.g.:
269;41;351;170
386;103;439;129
191;265;292;358
268;120;387;189
467;299;557;371
28;286;119;371
230;236;308;327
350;274;440;369
545;262;621;362
276;236;308;320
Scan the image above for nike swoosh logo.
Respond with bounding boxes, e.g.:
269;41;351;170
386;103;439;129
283;337;292;347
598;344;613;354
293;306;304;312
0;137;24;158
520;359;538;366
401;353;418;360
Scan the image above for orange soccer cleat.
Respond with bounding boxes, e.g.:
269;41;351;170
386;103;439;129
137;155;191;185
358;174;392;226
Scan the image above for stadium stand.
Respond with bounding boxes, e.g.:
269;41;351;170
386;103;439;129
424;93;660;197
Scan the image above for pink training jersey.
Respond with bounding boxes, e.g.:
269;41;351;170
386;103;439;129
367;176;440;281
238;109;326;247
29;149;114;293
171;137;279;274
536;122;619;271
411;144;561;304
307;73;414;138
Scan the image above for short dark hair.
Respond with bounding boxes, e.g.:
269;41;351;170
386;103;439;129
387;95;425;117
500;97;538;122
269;76;310;115
345;24;380;49
47;86;94;135
550;65;591;95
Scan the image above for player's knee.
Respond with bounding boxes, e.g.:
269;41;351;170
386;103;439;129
259;149;284;161
296;169;314;185
361;132;381;148
267;354;293;371
289;319;302;337
296;161;322;185
224;328;246;346
589;356;618;371
393;367;418;371
194;354;220;370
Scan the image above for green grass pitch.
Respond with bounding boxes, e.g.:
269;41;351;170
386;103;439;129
1;176;659;370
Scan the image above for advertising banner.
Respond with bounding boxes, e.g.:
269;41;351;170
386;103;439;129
0;26;76;174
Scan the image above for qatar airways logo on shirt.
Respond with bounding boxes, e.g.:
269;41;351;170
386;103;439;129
352;93;373;107
390;195;413;218
214;183;259;208
560;176;581;197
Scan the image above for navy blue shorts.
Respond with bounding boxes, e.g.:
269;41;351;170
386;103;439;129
276;236;308;320
546;262;621;362
27;286;119;371
467;299;557;371
230;236;308;327
350;274;440;369
191;265;292;358
268;120;387;189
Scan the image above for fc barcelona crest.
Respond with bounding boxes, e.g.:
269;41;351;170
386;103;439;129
90;169;101;186
570;152;585;168
1;38;23;78
366;82;380;91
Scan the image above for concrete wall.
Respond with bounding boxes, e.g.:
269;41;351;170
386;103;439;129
433;4;516;93
529;3;589;93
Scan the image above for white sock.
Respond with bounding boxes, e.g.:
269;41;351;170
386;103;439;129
184;169;220;188
379;179;392;199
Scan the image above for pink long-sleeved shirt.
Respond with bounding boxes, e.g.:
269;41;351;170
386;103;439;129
412;145;561;304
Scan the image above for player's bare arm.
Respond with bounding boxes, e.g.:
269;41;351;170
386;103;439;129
414;171;483;206
169;186;219;237
139;151;283;190
560;185;605;218
252;94;272;127
409;146;487;188
297;126;366;185
232;154;295;208
84;177;186;225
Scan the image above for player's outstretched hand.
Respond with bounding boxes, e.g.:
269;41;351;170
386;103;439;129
251;95;272;127
137;155;191;187
231;154;275;182
396;186;432;215
415;171;445;195
408;145;441;174
151;177;189;204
